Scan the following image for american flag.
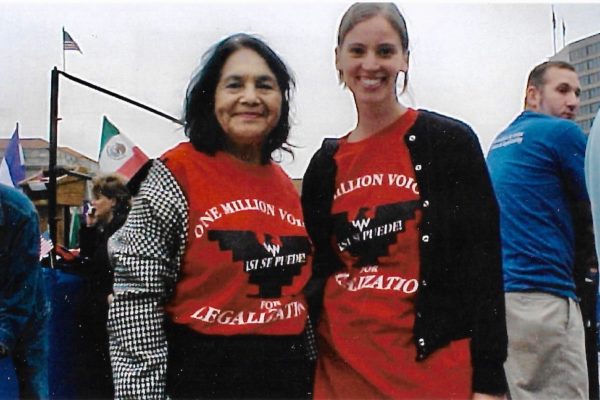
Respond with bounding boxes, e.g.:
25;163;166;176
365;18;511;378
40;231;54;261
63;29;82;53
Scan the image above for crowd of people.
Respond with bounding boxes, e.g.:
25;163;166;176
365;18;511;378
2;2;600;399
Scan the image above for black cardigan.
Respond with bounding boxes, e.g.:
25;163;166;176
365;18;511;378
301;110;507;395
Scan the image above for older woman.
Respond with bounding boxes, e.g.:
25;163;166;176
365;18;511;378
108;34;313;399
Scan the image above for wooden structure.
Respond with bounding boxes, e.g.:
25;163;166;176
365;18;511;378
20;166;92;246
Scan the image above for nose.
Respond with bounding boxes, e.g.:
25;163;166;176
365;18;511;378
566;92;579;108
361;52;379;71
240;84;260;105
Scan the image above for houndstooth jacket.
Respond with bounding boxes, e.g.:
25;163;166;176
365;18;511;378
107;160;188;399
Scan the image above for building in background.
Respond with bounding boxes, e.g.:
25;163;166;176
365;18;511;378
0;138;98;245
551;32;600;134
0;138;98;178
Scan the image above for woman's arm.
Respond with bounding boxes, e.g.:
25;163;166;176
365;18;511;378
452;123;508;395
108;161;188;399
301;139;343;325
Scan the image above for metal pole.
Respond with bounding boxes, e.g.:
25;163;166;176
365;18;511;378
62;27;66;72
48;67;59;266
58;70;184;125
552;5;557;55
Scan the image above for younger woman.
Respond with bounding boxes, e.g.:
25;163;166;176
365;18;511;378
302;3;507;399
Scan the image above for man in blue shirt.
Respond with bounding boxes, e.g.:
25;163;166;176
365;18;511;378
0;183;48;398
488;61;596;399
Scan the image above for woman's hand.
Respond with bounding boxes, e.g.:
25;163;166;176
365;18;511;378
85;212;97;227
473;393;507;400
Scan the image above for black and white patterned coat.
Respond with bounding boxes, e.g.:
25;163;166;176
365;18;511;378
107;160;188;399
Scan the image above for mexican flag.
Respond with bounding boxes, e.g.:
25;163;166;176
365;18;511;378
98;116;148;180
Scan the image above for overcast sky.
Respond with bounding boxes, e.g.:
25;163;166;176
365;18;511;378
2;1;600;178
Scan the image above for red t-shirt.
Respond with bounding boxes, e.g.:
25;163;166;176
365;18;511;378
163;143;311;336
314;109;472;399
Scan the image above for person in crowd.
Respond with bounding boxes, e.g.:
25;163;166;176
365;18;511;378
585;108;600;396
77;173;131;399
0;183;48;399
587;109;600;258
301;3;507;399
108;33;314;399
487;60;597;399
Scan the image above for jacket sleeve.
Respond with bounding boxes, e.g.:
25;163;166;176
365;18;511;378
455;125;508;394
107;160;188;399
301;139;343;326
0;206;41;352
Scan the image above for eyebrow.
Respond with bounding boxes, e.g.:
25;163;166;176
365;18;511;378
557;82;581;94
221;74;276;82
346;41;398;47
256;75;277;83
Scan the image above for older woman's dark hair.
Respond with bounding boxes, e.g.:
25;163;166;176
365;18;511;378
184;33;295;164
92;173;131;216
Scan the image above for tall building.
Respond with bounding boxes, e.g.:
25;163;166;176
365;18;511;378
551;32;600;134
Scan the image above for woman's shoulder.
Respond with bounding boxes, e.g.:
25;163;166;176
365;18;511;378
268;162;298;185
411;109;480;149
160;141;196;163
414;109;474;134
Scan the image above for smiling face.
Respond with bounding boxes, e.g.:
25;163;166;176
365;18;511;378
526;66;581;120
214;48;282;162
336;15;408;108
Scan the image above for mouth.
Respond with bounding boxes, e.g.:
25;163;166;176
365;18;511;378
562;112;575;120
359;76;386;90
234;112;264;119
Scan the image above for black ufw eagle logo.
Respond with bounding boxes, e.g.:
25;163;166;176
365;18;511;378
332;199;420;268
208;231;311;298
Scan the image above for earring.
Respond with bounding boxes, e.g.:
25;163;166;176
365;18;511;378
395;71;407;94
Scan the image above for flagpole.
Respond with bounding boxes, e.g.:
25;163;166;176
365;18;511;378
48;67;60;265
552;5;557;55
15;122;20;169
62;27;66;71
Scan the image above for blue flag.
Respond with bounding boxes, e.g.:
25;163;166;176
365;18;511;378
0;125;26;187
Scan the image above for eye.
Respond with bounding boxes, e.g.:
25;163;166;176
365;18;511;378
256;76;278;91
257;81;275;90
348;45;365;56
225;81;242;89
221;76;243;89
377;45;397;57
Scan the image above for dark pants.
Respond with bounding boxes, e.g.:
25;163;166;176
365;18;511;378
580;270;599;400
166;322;313;399
75;294;114;399
12;314;49;399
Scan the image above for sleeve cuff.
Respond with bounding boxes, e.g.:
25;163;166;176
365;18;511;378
472;361;508;395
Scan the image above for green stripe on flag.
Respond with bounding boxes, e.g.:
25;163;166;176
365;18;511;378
99;116;120;158
68;206;81;248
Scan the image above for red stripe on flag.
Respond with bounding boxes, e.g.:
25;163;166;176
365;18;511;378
117;147;149;179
